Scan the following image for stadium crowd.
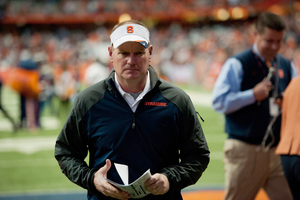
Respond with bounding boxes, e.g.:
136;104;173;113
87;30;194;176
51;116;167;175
0;18;299;89
0;1;300;131
1;0;267;16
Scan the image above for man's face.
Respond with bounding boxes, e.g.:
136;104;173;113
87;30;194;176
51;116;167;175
255;27;284;60
108;42;152;83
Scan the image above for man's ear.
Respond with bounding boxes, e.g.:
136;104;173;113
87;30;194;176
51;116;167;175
148;45;153;63
149;45;153;56
108;46;113;62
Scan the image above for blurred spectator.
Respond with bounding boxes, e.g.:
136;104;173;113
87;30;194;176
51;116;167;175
291;47;300;74
276;76;300;200
203;47;227;89
55;61;77;118
83;58;109;86
15;49;44;131
162;47;196;85
0;76;17;132
38;56;56;117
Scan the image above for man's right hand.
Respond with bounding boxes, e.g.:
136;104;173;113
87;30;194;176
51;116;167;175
93;159;131;200
253;78;272;101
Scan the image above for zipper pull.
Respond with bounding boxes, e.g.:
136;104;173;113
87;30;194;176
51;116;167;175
132;114;136;129
196;111;204;122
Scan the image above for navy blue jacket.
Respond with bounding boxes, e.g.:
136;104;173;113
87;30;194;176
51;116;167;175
55;66;210;200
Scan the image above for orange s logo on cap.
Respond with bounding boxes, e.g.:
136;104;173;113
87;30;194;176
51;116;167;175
127;26;134;33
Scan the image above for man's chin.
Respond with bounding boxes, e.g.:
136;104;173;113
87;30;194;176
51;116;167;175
123;74;140;80
266;52;277;59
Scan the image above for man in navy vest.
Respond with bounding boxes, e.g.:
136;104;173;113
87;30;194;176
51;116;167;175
212;12;297;200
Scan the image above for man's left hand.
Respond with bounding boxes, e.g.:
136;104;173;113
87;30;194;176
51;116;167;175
274;97;283;109
144;173;169;195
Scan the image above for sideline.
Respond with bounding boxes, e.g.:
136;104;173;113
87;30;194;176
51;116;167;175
0;91;214;155
0;91;212;132
0;189;269;200
0;136;57;154
0;91;215;155
186;90;212;107
0;116;61;132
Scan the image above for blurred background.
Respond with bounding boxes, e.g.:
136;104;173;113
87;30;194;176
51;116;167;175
1;0;300;92
0;0;299;199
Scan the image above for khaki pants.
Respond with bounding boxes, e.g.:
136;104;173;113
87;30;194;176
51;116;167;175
223;139;292;200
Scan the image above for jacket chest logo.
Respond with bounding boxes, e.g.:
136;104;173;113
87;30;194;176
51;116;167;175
144;101;167;107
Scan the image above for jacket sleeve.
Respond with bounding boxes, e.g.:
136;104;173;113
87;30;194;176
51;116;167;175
160;94;210;193
54;96;98;193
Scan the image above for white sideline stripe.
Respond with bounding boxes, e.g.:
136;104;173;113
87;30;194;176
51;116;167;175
0;136;57;154
0;91;214;155
0;133;223;159
0;116;61;131
0;158;58;168
0;91;211;131
186;91;212;107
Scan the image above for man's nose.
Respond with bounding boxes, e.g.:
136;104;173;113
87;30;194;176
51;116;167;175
271;42;280;50
127;54;136;64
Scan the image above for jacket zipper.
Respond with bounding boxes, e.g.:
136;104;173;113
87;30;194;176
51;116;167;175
132;113;136;129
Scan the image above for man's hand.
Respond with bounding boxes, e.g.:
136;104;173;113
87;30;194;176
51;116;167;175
144;173;169;195
274;96;283;109
253;78;272;101
93;159;131;200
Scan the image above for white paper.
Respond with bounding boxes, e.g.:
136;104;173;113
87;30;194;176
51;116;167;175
103;164;151;199
114;163;129;185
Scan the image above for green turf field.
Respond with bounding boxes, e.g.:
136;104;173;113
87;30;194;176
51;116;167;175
0;85;226;195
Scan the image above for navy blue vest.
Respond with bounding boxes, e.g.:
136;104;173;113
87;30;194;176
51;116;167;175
225;49;292;146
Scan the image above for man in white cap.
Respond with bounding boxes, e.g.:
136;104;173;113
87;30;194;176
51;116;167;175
55;20;210;200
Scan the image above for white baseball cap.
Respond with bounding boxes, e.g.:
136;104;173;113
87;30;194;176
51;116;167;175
110;24;150;48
